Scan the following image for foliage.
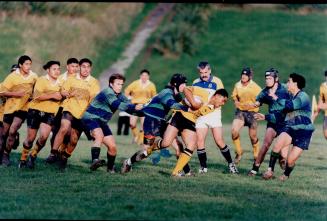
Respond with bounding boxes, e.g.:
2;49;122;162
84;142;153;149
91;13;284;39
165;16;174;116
152;4;213;58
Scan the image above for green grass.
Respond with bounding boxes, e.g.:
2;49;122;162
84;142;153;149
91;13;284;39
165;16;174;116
0;122;326;220
125;7;327;123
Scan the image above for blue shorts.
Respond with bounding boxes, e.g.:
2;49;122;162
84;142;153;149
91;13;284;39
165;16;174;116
281;127;313;150
81;118;112;137
143;115;167;138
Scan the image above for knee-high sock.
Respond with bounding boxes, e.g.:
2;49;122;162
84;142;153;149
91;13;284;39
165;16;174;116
137;130;144;145
107;152;116;170
220;145;233;164
283;163;295;177
268;151;280;171
91;147;101;161
30;141;44;158
172;148;193;175
233;137;243;156
197;148;207;168
20;144;31;161
252;139;260;159
131;127;139;140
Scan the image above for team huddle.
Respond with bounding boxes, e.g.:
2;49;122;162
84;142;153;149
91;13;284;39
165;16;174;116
0;55;326;181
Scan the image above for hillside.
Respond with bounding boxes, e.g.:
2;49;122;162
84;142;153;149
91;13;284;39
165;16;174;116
0;2;156;79
126;6;327;123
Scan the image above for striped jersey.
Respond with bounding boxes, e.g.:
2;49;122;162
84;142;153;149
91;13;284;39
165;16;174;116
319;82;327;116
256;83;291;124
142;87;188;121
277;90;314;131
83;86;138;123
192;75;224;99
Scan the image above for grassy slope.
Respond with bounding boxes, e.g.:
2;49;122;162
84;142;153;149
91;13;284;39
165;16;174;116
0;3;156;80
0;123;326;220
125;7;327;123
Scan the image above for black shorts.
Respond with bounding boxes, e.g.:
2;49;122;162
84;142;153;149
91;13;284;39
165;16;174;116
27;109;55;129
3;110;27;125
323;116;327;131
62;111;83;132
267;122;285;137
169;112;196;132
234;109;258;129
52;107;63;130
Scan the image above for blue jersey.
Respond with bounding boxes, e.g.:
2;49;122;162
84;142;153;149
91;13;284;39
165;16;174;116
192;75;224;98
256;83;291;124
276;90;314;131
142;87;188;121
82;87;138;123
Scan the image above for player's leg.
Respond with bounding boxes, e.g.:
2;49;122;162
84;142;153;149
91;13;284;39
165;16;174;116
130;115;139;143
212;127;238;174
248;127;276;176
231;118;244;164
262;132;292;180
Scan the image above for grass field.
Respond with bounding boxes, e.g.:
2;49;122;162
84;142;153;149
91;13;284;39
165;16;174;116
0;122;326;220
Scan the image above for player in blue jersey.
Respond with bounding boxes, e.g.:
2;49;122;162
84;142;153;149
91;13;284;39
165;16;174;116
247;68;291;176
121;73;193;174
262;73;315;181
70;73;143;172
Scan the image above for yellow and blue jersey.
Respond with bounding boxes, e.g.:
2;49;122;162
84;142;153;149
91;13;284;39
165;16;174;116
192;75;224;98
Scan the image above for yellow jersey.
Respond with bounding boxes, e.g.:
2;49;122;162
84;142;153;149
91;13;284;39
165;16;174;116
232;80;262;112
124;79;156;104
0;83;7;122
175;86;210;123
2;69;38;114
319;82;327;116
28;75;62;114
61;74;100;119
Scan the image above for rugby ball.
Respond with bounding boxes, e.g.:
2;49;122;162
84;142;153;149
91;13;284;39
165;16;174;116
184;95;202;107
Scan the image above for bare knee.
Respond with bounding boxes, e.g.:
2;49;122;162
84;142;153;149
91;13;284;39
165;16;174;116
231;129;239;140
108;145;117;155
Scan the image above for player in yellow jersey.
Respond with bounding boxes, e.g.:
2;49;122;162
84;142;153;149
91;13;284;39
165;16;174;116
18;61;62;169
231;67;262;164
48;58;79;157
0;55;38;166
170;88;238;176
125;69;156;145
46;58;100;170
312;70;327;139
0;64;19;163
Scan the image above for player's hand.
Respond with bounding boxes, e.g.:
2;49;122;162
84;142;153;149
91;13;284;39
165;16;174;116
52;92;62;100
234;101;241;108
254;113;265;121
135;104;143;110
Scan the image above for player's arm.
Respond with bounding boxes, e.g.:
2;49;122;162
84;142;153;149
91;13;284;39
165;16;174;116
162;94;188;112
107;94;143;116
183;87;202;110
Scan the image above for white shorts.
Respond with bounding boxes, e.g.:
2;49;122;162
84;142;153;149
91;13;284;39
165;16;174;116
195;108;222;128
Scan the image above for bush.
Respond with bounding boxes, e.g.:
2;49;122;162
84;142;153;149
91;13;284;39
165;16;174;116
152;3;213;58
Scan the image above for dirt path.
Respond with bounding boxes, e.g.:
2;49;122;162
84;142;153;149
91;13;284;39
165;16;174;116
98;3;174;89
